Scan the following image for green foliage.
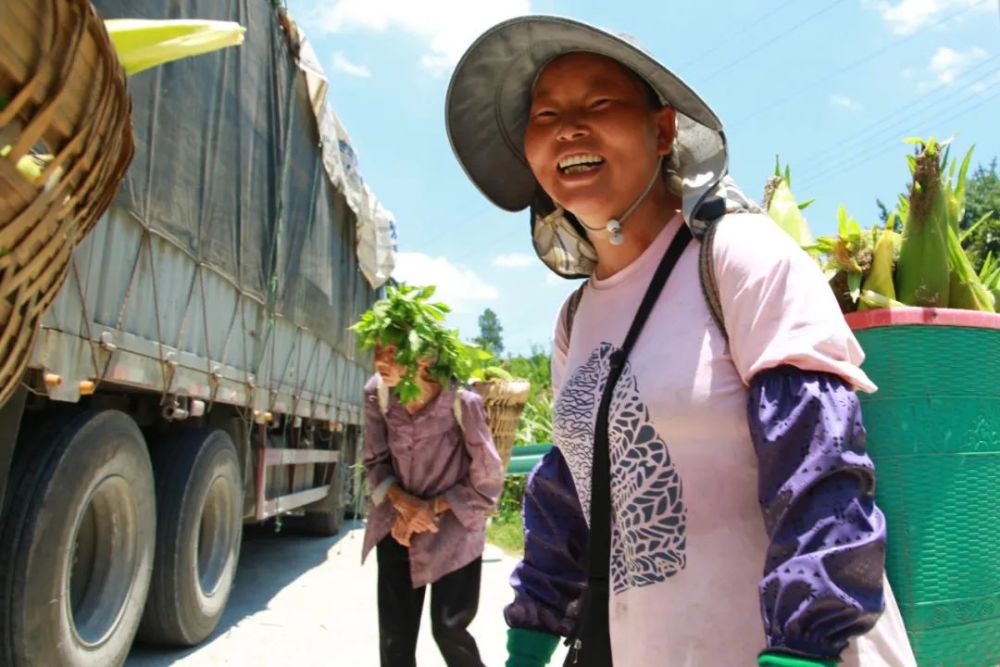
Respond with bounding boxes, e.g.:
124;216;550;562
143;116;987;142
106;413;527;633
350;282;489;402
474;308;505;356
506;345;554;445
959;160;1000;273
487;476;527;555
486;511;524;555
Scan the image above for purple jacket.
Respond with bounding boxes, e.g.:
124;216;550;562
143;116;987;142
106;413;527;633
505;366;886;658
361;375;503;587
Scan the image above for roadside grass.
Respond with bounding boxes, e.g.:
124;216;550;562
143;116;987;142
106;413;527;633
486;512;524;557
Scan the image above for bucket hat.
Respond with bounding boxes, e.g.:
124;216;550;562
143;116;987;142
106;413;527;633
446;15;730;277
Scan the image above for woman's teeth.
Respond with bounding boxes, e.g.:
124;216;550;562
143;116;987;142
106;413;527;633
558;154;604;174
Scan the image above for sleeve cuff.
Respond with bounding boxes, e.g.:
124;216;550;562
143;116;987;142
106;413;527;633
370;476;398;506
758;651;837;667
506;627;560;667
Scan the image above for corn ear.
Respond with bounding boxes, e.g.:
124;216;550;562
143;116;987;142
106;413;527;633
1;144;61;189
860;290;906;309
859;227;897;310
895;139;951;307
763;158;815;248
104;19;246;77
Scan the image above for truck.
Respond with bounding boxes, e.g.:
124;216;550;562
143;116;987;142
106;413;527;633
0;2;396;665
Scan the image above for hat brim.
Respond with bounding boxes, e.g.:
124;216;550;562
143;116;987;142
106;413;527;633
446;15;724;214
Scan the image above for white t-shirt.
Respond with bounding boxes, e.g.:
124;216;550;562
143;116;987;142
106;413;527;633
551;212;916;666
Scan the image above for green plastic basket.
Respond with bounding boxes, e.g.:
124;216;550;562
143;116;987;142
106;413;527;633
846;308;1000;667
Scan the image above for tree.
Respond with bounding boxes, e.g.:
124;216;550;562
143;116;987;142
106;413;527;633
474;308;504;356
960;159;1000;273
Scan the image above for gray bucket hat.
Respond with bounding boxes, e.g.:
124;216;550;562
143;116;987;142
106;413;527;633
446;15;731;278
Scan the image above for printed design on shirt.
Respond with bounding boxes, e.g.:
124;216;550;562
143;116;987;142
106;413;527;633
554;342;687;594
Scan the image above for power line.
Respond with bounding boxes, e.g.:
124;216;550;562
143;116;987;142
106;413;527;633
793;57;1000;172
698;0;847;84
729;1;988;129
675;0;800;71
797;82;1000;193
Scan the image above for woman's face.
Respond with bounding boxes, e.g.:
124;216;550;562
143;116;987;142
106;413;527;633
373;344;405;387
524;52;676;224
373;343;435;389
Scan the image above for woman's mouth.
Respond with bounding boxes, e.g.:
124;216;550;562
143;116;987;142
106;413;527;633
558;153;605;175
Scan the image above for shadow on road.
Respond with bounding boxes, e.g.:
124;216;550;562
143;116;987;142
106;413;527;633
127;518;362;666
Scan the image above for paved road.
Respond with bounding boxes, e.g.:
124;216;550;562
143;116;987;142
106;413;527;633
127;520;567;667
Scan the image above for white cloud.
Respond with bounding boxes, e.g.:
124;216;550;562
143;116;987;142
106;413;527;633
492;253;534;268
392;251;498;311
830;94;862;111
330;52;371;78
870;0;993;35
306;0;532;70
927;46;988;85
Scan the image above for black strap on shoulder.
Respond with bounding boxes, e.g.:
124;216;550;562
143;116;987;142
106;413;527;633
568;224;692;666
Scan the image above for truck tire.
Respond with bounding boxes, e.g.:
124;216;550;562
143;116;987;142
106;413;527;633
139;428;242;646
303;457;346;536
0;410;155;667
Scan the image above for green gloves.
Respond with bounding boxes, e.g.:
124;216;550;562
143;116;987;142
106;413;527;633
506;627;560;667
758;650;838;667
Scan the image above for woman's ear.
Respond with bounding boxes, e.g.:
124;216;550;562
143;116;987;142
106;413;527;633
655;106;677;155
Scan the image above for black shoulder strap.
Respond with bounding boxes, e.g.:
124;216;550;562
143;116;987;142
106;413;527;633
570;224;692;665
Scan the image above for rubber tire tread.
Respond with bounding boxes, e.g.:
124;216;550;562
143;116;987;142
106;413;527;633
138;428;243;646
0;410;154;667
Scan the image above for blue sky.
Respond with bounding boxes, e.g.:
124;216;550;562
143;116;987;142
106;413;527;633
287;0;1000;356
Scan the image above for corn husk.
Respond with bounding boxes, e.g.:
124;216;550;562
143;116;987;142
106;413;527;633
813;206;872;312
104;19;246;76
860;290;907;309
978;254;1000;313
895;140;951;307
763;159;815;248
946;224;994;311
859;224;898;310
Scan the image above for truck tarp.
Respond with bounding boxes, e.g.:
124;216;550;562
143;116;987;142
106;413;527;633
91;0;393;345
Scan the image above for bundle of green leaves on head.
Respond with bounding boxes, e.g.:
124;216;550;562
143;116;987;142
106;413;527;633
350;283;491;403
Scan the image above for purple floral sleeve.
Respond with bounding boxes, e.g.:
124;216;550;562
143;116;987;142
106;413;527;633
749;365;886;659
504;446;587;637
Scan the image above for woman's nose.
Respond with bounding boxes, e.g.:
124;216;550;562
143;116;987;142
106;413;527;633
556;114;590;142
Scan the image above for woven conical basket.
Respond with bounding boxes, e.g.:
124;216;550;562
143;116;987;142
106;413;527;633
0;0;134;406
470;378;531;473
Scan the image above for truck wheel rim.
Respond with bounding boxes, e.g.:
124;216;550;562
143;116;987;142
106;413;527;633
68;475;139;647
197;475;234;597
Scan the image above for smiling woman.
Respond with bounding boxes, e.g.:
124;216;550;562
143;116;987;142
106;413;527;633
446;14;918;667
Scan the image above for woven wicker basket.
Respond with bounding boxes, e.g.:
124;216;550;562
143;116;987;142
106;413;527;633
846;307;1000;666
0;0;134;406
470;378;531;472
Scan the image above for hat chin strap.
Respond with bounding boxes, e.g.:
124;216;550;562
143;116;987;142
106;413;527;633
577;155;664;245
